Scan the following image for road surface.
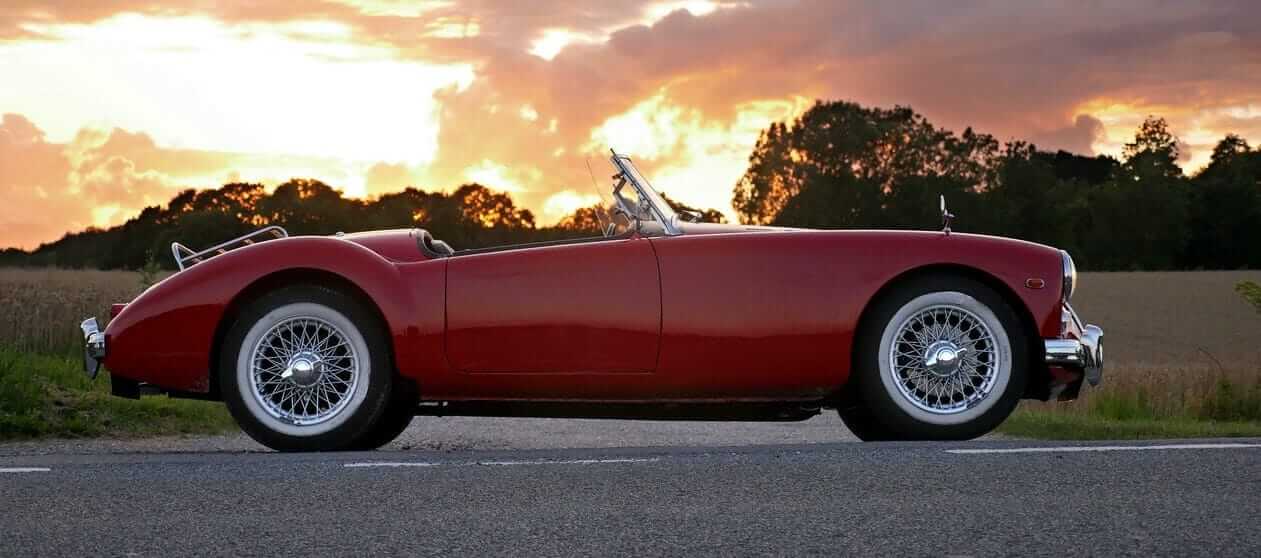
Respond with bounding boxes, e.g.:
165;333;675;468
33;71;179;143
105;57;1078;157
3;437;1259;556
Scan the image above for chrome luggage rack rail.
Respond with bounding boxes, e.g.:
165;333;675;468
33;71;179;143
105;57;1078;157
170;226;288;271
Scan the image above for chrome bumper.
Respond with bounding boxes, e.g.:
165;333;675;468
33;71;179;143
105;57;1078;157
80;317;106;380
1044;306;1103;386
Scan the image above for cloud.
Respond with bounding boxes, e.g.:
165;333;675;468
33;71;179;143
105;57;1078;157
1030;115;1106;155
364;162;421;197
0;112;414;249
0;115;192;249
416;0;1261;214
1;113;78;248
3;1;1261;246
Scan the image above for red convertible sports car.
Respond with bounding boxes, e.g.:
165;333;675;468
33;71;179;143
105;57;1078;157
81;152;1102;451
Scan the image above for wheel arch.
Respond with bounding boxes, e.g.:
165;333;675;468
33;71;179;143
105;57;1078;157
850;263;1047;400
207;268;399;401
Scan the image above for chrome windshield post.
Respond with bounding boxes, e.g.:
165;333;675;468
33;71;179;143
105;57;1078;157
609;151;682;236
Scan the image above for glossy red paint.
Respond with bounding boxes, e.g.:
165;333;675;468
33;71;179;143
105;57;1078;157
650;230;1062;400
341;229;432;263
447;237;659;374
104;232;445;392
102;227;1066;402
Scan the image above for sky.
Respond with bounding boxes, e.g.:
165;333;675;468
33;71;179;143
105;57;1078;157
2;0;1259;250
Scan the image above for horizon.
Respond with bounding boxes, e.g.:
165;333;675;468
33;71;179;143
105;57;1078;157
3;1;1260;250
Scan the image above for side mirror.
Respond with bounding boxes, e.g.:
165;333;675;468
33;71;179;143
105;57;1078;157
679;209;703;223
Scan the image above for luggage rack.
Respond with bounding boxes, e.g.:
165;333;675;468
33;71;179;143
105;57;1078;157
170;226;288;271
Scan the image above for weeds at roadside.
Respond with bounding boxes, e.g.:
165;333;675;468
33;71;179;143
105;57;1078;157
0;348;235;440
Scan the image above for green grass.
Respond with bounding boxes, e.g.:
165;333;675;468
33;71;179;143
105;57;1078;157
1000;410;1261;440
1000;383;1261;440
0;347;235;440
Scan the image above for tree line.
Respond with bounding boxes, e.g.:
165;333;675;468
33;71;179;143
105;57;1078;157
3;99;1259;271
734;101;1261;270
0;177;725;270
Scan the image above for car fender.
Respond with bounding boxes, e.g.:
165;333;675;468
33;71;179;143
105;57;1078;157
103;236;430;393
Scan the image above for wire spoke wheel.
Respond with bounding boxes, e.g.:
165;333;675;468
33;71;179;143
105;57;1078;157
224;288;394;451
888;304;999;415
249;316;360;426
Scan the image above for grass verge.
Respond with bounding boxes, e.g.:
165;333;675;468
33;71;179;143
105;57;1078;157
1000;382;1261;440
0;347;235;440
1000;409;1261;440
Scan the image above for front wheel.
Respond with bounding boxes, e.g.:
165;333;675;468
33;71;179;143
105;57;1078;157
845;276;1028;441
220;285;394;451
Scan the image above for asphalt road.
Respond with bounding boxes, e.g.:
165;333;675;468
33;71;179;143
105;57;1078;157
3;439;1260;557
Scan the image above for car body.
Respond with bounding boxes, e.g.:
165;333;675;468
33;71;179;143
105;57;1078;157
82;153;1103;450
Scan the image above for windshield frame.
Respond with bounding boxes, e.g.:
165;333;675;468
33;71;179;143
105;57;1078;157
609;152;681;236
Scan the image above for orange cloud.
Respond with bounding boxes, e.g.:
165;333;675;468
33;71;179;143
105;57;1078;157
2;1;1261;249
0;114;415;249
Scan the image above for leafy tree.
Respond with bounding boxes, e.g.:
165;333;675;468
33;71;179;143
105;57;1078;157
451;184;535;229
1082;117;1190;269
976;143;1067;245
659;193;727;224
1122;116;1181;177
1186;135;1261;268
733;101;998;228
1035;150;1116;186
256;179;361;236
555;205;609;234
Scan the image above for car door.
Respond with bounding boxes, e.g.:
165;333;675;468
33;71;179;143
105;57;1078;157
445;236;661;378
646;231;853;399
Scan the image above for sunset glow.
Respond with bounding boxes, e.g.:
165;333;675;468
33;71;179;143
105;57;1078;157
2;1;1259;249
529;29;600;60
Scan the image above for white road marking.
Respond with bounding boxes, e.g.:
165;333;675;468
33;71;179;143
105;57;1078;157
477;458;660;466
947;443;1261;455
0;467;51;473
344;457;660;469
343;462;438;468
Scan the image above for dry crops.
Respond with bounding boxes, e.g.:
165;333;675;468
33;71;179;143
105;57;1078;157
0;269;151;355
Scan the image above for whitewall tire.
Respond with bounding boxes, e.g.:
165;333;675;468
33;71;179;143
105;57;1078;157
842;275;1028;441
876;291;1012;426
220;285;394;451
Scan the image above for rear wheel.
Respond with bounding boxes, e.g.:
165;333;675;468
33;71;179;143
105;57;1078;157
845;276;1028;441
220;285;394;451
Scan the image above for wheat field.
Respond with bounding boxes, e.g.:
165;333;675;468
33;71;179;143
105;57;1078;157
0;269;152;355
2;267;1259;420
1024;270;1261;422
